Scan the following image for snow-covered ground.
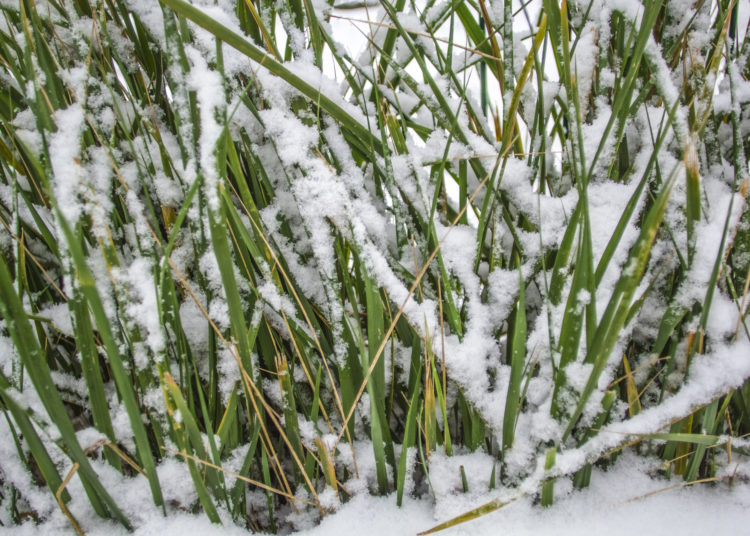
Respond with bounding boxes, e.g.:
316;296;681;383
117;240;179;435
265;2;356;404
5;451;748;535
2;2;749;534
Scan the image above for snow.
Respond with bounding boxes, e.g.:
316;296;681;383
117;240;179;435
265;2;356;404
3;449;749;536
185;45;225;211
114;258;165;357
49;104;86;224
38;303;74;337
2;0;750;534
571;23;598;117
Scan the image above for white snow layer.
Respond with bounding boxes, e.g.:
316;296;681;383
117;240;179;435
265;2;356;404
3;450;749;535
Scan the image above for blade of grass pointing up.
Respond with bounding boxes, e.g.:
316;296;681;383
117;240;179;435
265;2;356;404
158;0;381;155
503;263;526;452
56;216;164;512
0;252;133;527
564;165;679;441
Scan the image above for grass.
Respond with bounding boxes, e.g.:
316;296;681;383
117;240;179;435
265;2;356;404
0;0;749;532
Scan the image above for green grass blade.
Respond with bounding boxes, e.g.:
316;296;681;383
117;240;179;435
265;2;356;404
56;216;164;511
0;251;132;527
502;265;526;451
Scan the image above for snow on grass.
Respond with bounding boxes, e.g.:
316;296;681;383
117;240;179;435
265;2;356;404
3;450;749;535
1;0;749;534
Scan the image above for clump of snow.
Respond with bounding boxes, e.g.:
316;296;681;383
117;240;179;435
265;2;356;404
4;449;750;536
114;258;165;358
50;104;86;224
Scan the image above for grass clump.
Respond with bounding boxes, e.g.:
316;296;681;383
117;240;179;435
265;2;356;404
0;0;749;532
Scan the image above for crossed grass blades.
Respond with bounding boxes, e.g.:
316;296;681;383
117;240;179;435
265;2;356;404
0;0;749;533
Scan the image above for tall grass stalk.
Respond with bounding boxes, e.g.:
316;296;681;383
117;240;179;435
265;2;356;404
0;0;748;532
